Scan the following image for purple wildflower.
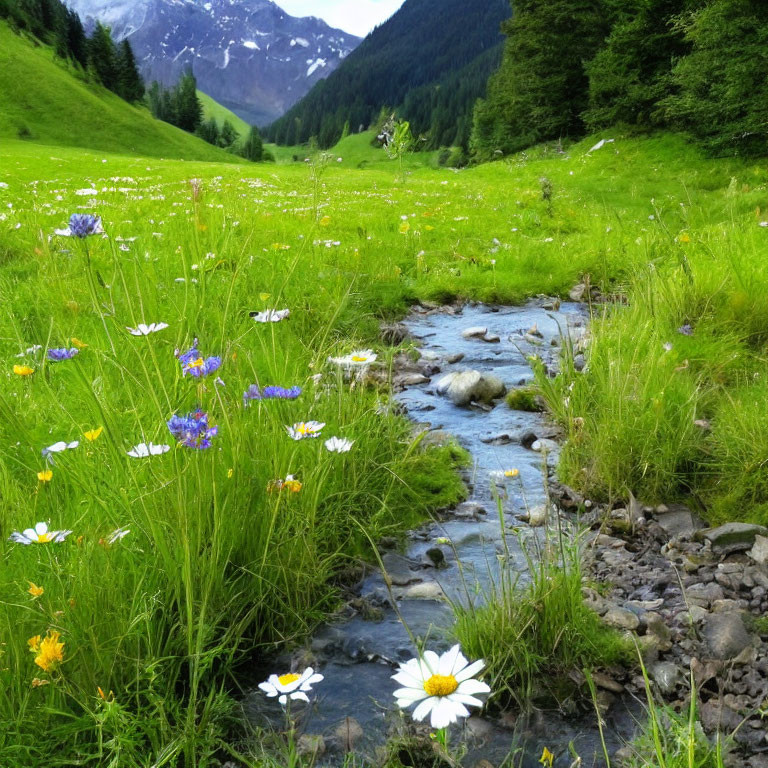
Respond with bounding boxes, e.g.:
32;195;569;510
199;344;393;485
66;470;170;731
167;409;218;450
47;348;79;362
175;341;222;377
68;213;103;238
243;385;302;405
677;324;694;336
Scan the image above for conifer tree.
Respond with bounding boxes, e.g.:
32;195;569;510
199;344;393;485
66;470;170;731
173;68;202;133
663;0;768;156
116;39;144;102
196;117;220;146
65;7;88;68
219;119;238;148
471;0;609;160
87;21;118;91
584;0;696;130
241;125;264;161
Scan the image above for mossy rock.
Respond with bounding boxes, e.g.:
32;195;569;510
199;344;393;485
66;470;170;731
506;386;543;412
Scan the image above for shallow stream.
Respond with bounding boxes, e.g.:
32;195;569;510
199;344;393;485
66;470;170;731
244;301;638;767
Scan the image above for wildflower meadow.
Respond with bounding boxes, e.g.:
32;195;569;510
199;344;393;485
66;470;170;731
2;129;768;765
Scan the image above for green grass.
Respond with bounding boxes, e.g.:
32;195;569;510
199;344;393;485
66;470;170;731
197;91;251;137
0;24;242;162
452;510;629;709
1;125;768;763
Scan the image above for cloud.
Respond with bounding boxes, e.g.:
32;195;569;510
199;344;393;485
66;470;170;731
276;0;404;37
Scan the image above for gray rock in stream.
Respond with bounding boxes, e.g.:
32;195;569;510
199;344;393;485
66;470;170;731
461;326;487;339
435;370;506;406
698;522;768;555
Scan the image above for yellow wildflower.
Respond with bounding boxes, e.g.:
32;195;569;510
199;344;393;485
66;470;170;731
84;427;103;442
70;338;88;349
504;469;520;478
33;630;64;673
399;222;410;234
13;365;34;376
28;635;41;653
678;233;691;243
319;215;331;227
227;468;234;479
540;747;554;767
37;469;53;483
259;293;271;302
28;583;44;599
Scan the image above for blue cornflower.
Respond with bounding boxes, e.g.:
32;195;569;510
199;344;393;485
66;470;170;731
243;385;302;405
677;324;694;336
68;213;103;238
167;409;218;450
175;341;222;377
47;348;79;362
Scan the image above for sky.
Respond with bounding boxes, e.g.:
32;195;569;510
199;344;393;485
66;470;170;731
276;0;405;37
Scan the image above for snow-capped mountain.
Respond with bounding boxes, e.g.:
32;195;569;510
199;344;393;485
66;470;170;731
67;0;361;125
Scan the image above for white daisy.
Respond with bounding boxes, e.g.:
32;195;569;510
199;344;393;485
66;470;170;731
285;421;325;440
328;349;377;368
392;644;491;729
127;322;169;336
9;522;72;545
324;437;354;453
258;667;324;706
252;309;290;323
127;442;171;458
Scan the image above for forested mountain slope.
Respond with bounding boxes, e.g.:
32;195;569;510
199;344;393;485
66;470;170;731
265;0;510;149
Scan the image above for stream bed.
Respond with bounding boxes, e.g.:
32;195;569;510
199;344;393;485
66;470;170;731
244;301;639;767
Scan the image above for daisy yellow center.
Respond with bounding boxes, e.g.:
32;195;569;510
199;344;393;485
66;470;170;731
424;674;458;697
278;673;300;686
297;424;315;434
351;355;369;362
36;532;53;543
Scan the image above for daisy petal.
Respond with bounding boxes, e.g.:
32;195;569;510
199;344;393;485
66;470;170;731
412;696;437;723
457;678;491;696
454;658;486;683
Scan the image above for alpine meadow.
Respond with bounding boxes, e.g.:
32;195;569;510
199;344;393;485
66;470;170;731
2;1;768;768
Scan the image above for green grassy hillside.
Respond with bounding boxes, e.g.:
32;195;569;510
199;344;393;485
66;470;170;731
0;24;243;162
197;90;250;137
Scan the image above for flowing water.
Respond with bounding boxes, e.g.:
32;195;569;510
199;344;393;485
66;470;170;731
244;301;638;767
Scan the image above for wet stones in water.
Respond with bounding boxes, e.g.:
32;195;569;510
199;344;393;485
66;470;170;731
425;547;446;568
461;326;487;339
531;438;558;453
444;352;464;364
332;717;364;752
435;370;505;407
380;553;421;586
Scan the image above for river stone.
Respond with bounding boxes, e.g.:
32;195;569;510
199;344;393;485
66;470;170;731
425;547;446;567
701;612;752;660
436;371;505;406
399;581;444;600
462;326;487;339
482;333;501;343
394;373;430;387
655;504;705;539
649;661;682;695
297;734;326;757
531;438;559;453
445;353;465;364
602;606;640;631
380;553;420;586
699;523;768;555
333;717;363;751
748;535;768;566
